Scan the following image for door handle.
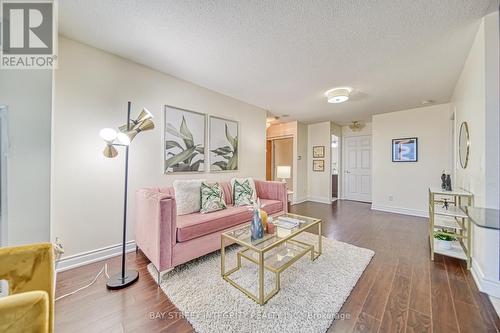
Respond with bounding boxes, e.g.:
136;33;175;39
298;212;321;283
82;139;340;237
345;170;350;174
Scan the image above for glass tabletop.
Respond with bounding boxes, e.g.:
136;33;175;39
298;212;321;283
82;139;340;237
461;206;500;230
223;213;321;251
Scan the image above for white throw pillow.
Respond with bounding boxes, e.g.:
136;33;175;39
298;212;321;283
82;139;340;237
173;179;205;215
230;178;257;203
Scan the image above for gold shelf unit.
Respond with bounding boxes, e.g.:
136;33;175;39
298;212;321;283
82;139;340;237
428;187;473;269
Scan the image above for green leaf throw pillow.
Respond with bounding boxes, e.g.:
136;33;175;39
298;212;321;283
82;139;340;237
233;179;255;206
200;182;227;214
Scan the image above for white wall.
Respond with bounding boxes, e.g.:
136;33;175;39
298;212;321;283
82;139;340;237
307;122;331;203
0;70;52;246
53;37;266;258
372;104;452;216
452;11;500;298
296;122;308;203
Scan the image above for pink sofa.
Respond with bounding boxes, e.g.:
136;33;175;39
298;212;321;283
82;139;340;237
134;180;287;282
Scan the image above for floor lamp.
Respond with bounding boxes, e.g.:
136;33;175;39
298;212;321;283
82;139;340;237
99;101;154;289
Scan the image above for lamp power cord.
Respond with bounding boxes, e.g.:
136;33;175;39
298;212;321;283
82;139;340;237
55;264;110;301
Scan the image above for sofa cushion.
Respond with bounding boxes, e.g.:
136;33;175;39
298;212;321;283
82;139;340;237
232;179;255;206
173;179;205;215
200;182;226;213
176;199;283;242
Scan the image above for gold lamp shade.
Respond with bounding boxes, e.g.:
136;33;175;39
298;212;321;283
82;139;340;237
103;144;118;158
118;108;153;132
134;118;155;132
119;118;155;143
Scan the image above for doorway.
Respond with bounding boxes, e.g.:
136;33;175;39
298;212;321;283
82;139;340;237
343;135;372;202
331;134;339;201
266;137;293;191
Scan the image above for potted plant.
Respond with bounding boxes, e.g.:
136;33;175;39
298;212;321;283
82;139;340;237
434;229;456;250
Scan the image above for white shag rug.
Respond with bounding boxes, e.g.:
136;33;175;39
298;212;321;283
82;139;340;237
147;232;374;333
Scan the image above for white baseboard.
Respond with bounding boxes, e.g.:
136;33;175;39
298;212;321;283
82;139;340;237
55;240;136;272
371;204;428;218
471;260;500;298
306;196;332;204
292;197;307;205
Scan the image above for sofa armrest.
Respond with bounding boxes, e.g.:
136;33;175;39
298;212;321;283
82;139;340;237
134;189;177;271
254;180;288;213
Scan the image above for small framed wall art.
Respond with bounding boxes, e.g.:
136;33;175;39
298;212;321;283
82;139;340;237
313;146;325;158
164;105;206;173
209;116;239;171
313;159;325;172
392;137;418;162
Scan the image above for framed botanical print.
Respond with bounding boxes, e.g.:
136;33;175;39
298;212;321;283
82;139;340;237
209;116;238;171
164;105;206;173
313;159;325;172
313;146;325;158
392;137;418;162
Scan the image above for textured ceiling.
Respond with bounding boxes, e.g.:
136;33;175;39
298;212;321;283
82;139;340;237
59;0;495;124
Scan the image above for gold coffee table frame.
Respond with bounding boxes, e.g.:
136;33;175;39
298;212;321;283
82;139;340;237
221;213;322;305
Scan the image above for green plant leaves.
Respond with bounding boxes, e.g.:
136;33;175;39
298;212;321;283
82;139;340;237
165;116;204;172
165;140;183;150
210;124;238;170
227;154;238;170
225;124;237;150
180;116;194;148
165;146;196;169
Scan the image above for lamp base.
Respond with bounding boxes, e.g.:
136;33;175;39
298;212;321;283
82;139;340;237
106;270;139;290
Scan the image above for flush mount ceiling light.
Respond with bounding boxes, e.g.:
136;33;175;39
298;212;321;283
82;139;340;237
325;87;352;104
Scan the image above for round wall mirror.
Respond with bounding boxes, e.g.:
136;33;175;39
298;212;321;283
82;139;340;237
459;121;470;169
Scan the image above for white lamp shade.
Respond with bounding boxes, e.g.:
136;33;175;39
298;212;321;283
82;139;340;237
276;165;291;179
99;128;117;143
116;132;131;146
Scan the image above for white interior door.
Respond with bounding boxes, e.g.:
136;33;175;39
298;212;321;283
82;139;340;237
343;135;372;202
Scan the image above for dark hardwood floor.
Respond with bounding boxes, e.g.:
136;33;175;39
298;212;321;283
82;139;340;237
55;200;500;332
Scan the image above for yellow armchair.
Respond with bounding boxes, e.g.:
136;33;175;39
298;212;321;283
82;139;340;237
0;243;54;333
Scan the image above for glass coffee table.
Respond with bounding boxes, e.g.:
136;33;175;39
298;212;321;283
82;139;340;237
220;213;322;305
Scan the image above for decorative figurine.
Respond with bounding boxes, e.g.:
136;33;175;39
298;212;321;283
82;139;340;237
442;198;449;210
441;171;447;190
250;198;264;240
445;174;452;191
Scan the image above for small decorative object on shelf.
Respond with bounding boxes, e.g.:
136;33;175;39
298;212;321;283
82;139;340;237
434;229;456;250
442;198;449;210
250;199;264;240
445;174;452;191
441;171;447;190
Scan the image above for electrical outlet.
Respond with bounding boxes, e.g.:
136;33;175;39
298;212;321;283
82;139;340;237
388;195;394;201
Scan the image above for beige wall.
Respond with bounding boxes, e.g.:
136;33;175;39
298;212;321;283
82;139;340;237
307;122;331;203
451;12;500;297
272;138;294;191
372;104;452;215
53;37;266;258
